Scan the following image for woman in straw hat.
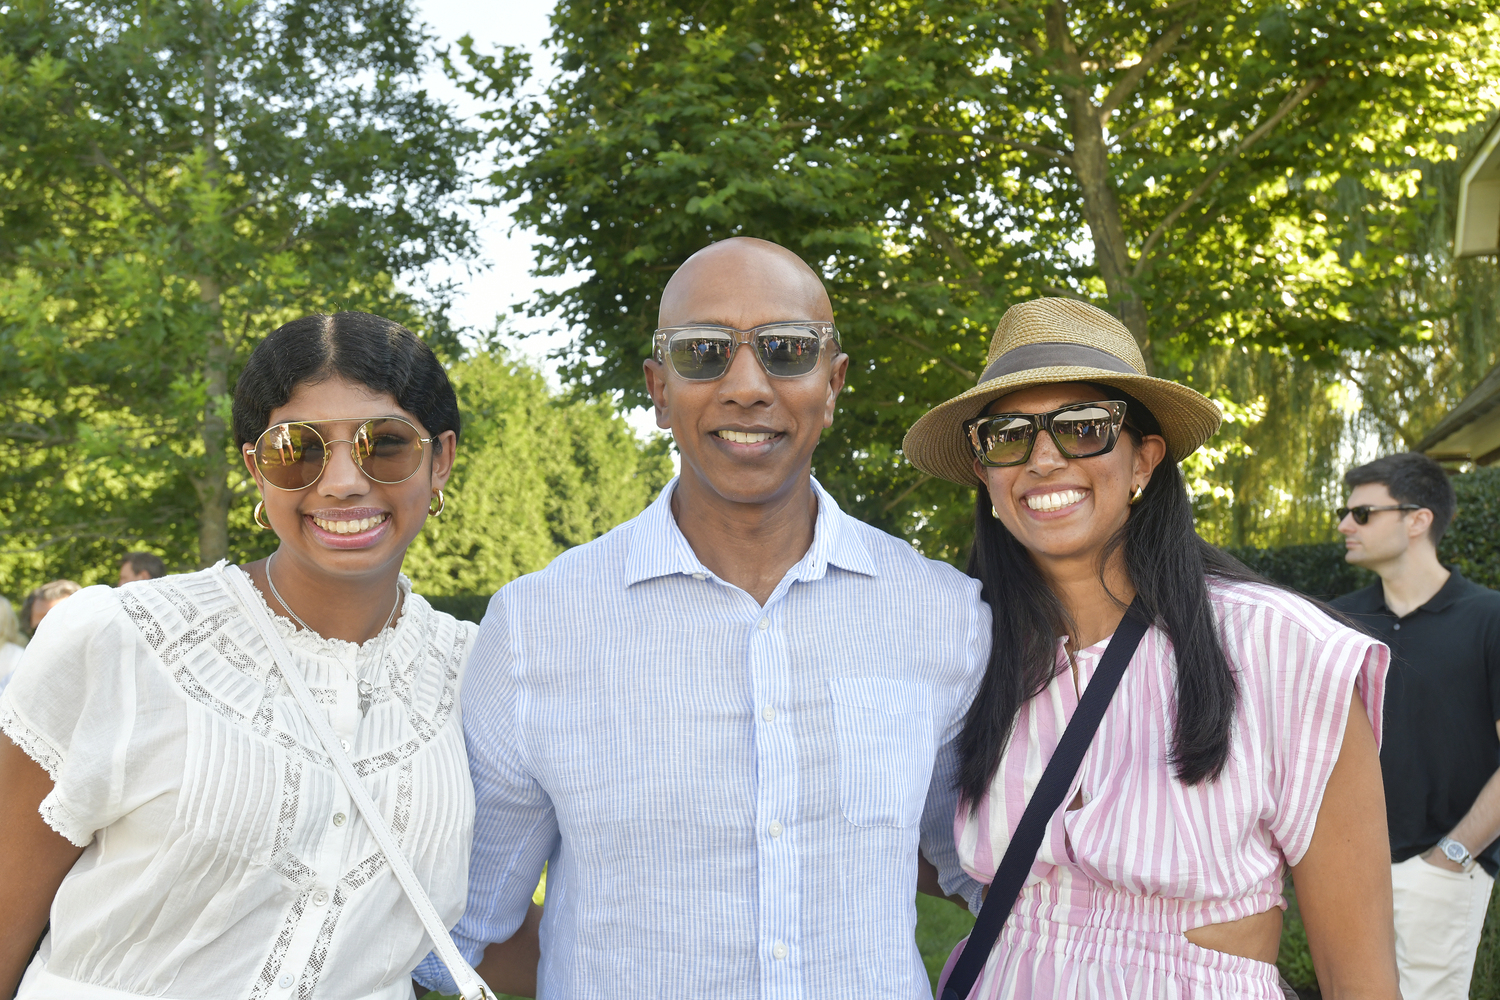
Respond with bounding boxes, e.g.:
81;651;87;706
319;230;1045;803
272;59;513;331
905;299;1396;999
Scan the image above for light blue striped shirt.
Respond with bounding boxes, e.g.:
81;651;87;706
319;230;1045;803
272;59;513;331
416;477;989;999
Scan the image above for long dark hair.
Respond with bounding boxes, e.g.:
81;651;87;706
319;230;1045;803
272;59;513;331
957;390;1271;808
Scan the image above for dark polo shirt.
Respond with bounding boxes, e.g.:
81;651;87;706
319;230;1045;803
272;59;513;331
1334;569;1500;875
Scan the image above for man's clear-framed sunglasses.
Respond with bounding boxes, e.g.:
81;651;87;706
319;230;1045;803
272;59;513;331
653;322;840;382
965;400;1128;468
1335;503;1422;525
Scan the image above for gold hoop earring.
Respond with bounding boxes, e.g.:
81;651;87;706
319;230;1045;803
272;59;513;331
1129;485;1144;505
253;500;272;530
429;489;446;517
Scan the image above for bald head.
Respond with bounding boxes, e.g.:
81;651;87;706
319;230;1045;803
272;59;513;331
659;238;833;330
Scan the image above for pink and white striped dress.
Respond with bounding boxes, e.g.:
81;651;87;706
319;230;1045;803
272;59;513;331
954;579;1389;999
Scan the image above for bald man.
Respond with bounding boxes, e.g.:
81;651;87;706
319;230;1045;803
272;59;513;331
417;239;989;999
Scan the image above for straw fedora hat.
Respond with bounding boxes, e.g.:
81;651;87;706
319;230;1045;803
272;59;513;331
903;298;1222;486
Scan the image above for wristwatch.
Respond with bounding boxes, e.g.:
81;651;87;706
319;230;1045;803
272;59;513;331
1437;836;1476;871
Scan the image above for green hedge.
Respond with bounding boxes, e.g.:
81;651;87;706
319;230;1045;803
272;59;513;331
1444;466;1500;591
424;593;491;624
1225;466;1500;599
1225;541;1374;600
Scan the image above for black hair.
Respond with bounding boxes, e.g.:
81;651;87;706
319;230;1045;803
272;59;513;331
957;387;1276;808
122;552;166;578
232;312;460;452
1344;452;1456;542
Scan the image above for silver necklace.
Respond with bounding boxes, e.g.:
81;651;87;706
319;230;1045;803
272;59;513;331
266;551;400;716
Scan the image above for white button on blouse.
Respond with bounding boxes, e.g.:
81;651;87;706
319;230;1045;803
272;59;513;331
0;563;477;1000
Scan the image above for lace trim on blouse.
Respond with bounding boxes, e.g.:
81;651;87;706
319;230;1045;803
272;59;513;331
0;697;62;780
230;562;413;658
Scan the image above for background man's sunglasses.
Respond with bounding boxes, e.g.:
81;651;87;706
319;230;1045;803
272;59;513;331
965;400;1128;468
252;416;431;491
654;322;839;381
1335;504;1422;525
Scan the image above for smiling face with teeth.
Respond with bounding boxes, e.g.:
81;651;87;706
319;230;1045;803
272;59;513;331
644;239;848;512
975;382;1167;576
242;376;456;584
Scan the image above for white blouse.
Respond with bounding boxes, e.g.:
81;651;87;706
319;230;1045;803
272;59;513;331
0;563;477;1000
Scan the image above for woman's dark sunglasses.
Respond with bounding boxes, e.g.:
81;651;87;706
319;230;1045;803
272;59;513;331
1335;504;1422;525
965;400;1128;468
654;322;839;381
251;416;431;491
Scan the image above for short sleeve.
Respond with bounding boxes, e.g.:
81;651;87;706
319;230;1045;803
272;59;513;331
1266;608;1389;866
0;586;148;847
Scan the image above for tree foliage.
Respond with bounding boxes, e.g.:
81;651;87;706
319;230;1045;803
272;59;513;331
403;350;674;596
462;0;1500;561
0;0;477;587
1188;120;1500;548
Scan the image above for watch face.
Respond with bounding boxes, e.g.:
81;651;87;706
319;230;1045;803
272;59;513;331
1445;841;1467;862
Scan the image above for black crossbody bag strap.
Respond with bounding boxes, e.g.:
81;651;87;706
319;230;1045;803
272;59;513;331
940;596;1151;1000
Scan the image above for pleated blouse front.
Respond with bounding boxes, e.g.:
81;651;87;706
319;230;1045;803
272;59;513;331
0;562;477;1000
954;579;1389;999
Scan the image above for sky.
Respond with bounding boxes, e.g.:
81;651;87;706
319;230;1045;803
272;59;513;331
412;1;662;442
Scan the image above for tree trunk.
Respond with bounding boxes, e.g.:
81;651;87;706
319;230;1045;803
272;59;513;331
197;273;231;566
1045;2;1154;370
195;0;230;568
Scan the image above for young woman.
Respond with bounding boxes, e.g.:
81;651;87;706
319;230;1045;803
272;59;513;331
0;312;534;998
903;299;1397;999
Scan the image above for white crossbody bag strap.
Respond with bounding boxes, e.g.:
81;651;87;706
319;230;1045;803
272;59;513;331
227;568;489;1000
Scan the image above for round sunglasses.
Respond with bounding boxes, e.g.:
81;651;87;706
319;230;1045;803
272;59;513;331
1335;504;1422;525
965;400;1128;467
654;322;839;381
250;416;432;491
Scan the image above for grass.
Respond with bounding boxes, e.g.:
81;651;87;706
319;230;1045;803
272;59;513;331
915;892;977;988
1280;878;1500;999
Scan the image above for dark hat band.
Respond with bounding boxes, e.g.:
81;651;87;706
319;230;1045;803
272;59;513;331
977;341;1140;385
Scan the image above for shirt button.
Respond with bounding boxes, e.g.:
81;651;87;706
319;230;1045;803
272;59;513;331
339;739;350;753
692;572;708;581
757;617;769;630
1392;623;1401;630
762;705;776;722
772;941;788;960
332;812;346;827
278;974;295;989
313;889;330;906
769;821;783;838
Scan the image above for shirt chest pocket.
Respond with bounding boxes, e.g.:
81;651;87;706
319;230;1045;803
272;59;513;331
827;677;935;828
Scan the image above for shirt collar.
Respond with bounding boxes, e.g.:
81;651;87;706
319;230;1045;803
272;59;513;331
624;475;878;588
1421;567;1467;613
1345;566;1467;615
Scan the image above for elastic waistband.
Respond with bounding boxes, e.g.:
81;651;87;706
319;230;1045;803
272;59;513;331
1012;872;1283;933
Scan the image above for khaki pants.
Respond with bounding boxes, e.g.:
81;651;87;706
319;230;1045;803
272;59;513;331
1391;854;1495;1000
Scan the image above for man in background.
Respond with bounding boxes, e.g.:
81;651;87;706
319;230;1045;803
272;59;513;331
19;580;80;639
118;552;166;585
1333;452;1500;1000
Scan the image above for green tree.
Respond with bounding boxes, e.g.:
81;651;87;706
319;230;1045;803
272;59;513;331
402;349;675;596
459;0;1500;561
0;0;477;591
1188;118;1500;548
